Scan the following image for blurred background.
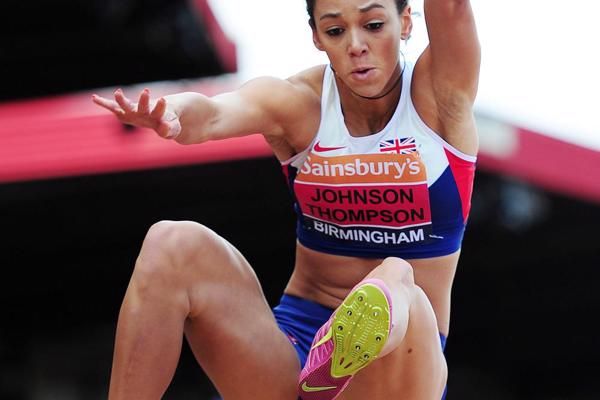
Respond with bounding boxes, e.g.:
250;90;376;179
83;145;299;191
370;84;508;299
1;0;599;399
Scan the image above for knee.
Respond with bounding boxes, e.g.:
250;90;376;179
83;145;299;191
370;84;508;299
144;219;212;249
133;220;217;287
377;257;415;288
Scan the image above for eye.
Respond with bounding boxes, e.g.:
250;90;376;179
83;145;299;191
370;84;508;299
365;22;384;31
326;27;344;37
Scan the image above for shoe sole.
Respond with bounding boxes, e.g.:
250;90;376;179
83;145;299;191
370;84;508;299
330;282;391;378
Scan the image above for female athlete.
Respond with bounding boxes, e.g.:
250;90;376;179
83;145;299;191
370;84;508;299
93;0;480;398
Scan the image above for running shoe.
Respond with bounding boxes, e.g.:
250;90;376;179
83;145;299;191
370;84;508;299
298;280;392;400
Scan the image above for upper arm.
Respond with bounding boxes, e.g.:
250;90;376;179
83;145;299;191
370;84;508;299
422;0;481;103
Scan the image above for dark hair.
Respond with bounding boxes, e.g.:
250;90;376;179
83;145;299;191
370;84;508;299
306;0;409;28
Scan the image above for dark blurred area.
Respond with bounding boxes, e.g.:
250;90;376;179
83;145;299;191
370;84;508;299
0;0;232;101
1;1;600;399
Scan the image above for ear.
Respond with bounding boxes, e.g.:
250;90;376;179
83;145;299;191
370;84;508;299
312;28;325;51
400;5;413;40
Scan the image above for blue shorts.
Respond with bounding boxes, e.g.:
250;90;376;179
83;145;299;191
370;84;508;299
273;294;334;368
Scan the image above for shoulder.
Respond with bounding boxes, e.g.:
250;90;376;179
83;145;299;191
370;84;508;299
287;65;327;99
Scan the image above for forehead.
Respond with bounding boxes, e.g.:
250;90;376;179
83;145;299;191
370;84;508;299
314;0;396;15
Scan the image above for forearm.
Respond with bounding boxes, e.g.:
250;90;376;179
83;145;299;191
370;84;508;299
97;76;296;145
163;86;274;145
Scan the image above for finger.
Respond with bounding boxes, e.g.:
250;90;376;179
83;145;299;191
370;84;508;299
150;97;167;120
92;94;124;115
138;88;151;114
114;89;135;113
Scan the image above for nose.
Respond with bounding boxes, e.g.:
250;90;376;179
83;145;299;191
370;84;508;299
347;29;368;57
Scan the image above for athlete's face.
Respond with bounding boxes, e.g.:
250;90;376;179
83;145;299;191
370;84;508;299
312;0;412;98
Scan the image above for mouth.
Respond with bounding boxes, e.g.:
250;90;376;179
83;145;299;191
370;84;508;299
351;67;375;80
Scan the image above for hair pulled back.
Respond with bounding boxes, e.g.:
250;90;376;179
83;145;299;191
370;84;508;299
306;0;409;28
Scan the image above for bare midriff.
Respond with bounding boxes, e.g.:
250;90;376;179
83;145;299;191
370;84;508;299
284;242;460;335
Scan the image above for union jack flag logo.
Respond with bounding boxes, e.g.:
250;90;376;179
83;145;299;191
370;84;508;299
379;137;417;154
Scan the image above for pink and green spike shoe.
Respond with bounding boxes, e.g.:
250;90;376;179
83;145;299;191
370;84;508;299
298;279;392;400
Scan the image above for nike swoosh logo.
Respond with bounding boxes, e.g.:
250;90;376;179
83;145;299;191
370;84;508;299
314;141;345;152
311;326;333;349
301;381;337;392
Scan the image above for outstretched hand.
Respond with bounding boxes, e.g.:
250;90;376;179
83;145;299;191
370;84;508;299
92;88;182;139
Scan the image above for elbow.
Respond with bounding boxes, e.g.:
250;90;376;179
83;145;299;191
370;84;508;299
451;0;474;19
427;0;472;17
445;0;470;7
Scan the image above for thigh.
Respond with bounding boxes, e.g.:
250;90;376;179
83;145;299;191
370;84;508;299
175;223;300;400
340;287;447;400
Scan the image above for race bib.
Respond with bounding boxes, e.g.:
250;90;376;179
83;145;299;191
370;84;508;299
294;152;432;246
